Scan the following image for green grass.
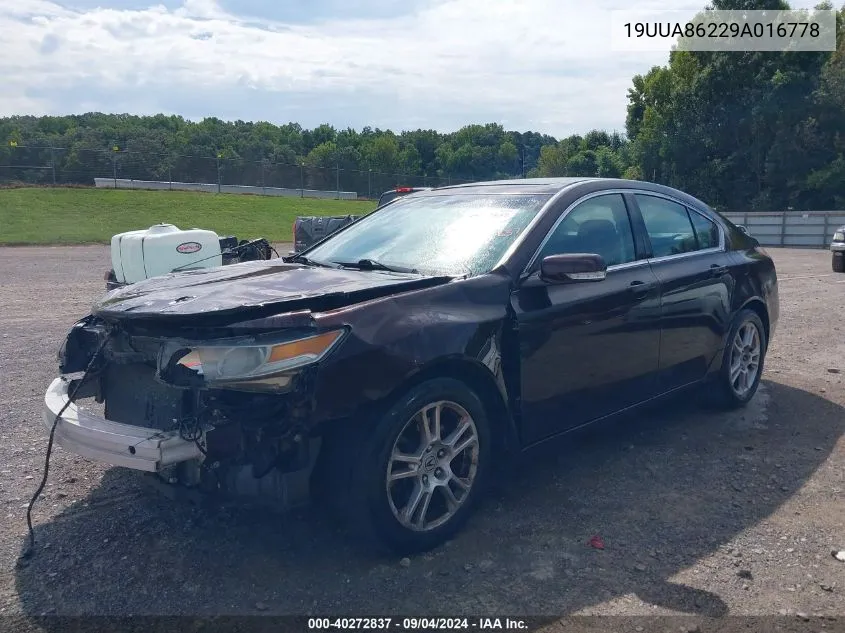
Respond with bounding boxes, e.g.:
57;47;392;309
0;187;377;245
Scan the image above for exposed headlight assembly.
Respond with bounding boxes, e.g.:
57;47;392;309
833;231;845;242
161;329;346;391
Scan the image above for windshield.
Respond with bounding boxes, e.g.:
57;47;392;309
306;193;551;276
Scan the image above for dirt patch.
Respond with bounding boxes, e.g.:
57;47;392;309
0;245;842;623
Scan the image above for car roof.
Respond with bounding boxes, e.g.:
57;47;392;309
424;177;595;195
417;177;714;212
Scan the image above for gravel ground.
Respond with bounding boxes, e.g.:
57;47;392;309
0;246;843;628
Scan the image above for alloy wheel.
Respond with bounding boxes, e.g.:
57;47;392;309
729;321;762;398
385;400;480;532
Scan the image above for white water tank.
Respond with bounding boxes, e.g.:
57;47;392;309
110;224;223;284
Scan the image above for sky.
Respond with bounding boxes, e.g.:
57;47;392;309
0;0;829;137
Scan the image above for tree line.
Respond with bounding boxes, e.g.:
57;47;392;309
623;0;845;211
0;0;842;211
0;116;560;189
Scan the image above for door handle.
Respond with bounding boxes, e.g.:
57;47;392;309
709;264;729;277
629;280;655;296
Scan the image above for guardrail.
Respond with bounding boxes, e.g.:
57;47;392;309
722;211;845;248
94;178;359;200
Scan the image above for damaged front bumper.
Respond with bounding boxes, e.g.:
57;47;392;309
43;376;202;472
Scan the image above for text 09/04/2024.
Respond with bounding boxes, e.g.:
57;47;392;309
306;618;529;630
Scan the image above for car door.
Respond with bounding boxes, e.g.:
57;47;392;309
630;193;735;391
511;192;663;445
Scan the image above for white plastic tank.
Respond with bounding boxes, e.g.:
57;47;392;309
110;224;223;284
110;228;146;284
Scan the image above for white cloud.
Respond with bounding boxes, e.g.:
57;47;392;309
0;0;825;136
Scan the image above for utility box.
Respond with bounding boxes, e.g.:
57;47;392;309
110;224;222;285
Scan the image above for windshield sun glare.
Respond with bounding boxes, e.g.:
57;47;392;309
306;194;551;276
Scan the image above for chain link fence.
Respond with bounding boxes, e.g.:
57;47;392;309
0;145;477;199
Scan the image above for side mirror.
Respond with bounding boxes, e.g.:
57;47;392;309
540;253;607;283
737;225;749;235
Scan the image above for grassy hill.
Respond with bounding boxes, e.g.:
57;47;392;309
0;187;376;245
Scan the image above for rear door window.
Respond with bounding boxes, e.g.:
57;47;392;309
635;195;699;258
688;210;720;250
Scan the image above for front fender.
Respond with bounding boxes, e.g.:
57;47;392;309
307;273;515;429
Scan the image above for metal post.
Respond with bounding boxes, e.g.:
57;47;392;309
169;165;172;190
781;211;787;246
261;161;266;196
368;169;372;199
50;146;56;185
823;212;829;246
336;161;340;200
216;156;221;193
113;154;117;189
300;163;304;198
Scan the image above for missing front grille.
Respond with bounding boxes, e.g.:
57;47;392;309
103;363;185;431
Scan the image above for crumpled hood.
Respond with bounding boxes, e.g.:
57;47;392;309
93;259;452;321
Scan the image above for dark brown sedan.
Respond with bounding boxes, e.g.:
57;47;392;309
47;177;779;553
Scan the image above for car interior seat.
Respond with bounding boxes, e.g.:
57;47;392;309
576;219;622;267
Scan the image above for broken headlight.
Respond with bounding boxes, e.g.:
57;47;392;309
58;316;108;374
834;231;845;242
161;329;346;391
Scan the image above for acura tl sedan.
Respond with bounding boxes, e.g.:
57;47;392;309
46;177;778;553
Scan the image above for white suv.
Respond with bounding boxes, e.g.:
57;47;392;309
832;225;845;272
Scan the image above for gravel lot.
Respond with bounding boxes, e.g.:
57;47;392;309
0;246;843;628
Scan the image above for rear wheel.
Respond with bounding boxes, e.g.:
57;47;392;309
319;378;492;553
712;309;767;408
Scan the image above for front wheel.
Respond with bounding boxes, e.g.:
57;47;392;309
832;252;845;273
712;309;767;408
331;378;493;553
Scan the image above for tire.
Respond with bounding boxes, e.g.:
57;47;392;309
318;377;493;554
711;309;767;409
833;253;845;273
